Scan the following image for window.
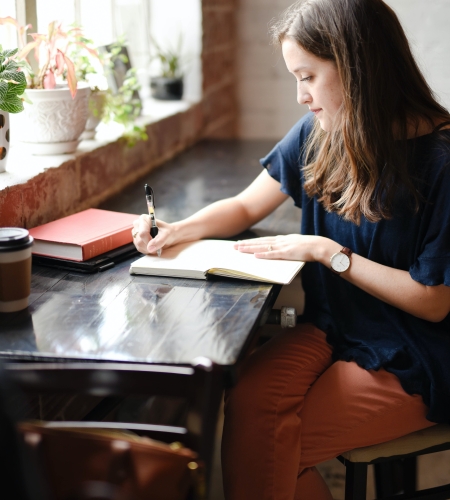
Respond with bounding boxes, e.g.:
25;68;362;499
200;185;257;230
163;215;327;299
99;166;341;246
1;0;201;102
0;0;17;50
149;0;202;101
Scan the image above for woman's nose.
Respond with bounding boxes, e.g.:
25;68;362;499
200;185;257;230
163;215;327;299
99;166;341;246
297;87;312;105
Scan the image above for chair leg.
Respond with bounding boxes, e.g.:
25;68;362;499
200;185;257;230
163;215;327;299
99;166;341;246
345;462;368;500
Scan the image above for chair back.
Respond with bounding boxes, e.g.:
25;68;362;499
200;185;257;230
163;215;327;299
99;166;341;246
0;359;224;499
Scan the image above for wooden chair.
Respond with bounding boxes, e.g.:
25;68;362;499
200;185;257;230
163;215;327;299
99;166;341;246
0;358;224;499
338;424;450;500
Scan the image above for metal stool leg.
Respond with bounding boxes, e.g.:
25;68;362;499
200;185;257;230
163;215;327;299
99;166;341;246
402;456;417;495
345;462;368;500
374;462;396;497
374;458;417;497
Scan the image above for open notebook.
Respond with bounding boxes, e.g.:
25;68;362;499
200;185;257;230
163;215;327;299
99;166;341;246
129;239;304;284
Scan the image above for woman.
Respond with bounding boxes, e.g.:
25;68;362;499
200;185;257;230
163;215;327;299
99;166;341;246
133;0;450;498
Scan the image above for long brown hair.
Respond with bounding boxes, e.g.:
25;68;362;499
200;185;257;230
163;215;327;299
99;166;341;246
270;0;450;223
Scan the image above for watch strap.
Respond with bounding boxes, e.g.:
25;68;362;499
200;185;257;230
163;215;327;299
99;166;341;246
341;247;353;258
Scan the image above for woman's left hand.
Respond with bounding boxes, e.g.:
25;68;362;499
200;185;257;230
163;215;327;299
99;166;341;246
234;234;332;262
236;235;450;323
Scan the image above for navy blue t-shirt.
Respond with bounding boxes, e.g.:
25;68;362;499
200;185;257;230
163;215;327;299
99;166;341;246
261;112;450;424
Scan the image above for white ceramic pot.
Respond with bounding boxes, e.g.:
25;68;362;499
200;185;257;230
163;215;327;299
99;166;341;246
13;83;91;155
81;90;107;140
0;111;10;173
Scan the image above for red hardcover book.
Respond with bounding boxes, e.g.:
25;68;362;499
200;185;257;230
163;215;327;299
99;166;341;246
29;209;139;261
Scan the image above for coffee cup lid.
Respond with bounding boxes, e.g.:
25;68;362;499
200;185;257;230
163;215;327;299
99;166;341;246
0;227;34;252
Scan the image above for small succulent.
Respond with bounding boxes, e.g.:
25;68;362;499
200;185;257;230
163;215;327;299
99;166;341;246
0;46;27;113
151;36;184;79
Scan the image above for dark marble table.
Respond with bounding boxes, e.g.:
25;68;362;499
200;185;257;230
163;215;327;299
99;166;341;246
0;139;301;370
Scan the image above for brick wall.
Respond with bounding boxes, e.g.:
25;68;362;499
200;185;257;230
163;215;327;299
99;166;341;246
201;0;238;137
0;0;238;228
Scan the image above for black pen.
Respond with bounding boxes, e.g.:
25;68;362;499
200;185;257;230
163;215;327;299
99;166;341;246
145;184;161;257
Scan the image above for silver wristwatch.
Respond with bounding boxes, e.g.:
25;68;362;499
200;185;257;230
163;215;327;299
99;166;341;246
330;247;353;275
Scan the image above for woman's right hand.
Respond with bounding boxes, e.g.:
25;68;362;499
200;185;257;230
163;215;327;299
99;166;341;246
132;214;177;255
132;170;288;255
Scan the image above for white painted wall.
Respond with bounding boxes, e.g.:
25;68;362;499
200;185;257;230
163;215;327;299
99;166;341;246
385;0;450;113
237;0;450;140
237;0;305;139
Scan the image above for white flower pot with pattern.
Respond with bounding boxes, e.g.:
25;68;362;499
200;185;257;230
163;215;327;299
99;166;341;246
12;83;91;155
0;111;10;173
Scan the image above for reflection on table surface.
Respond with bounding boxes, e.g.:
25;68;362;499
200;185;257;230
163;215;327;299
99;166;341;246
0;256;277;366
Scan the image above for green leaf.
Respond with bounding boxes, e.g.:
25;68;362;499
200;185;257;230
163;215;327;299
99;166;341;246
16;58;33;74
4;60;21;72
0;73;26;96
21;91;32;105
6;85;24;99
0;95;24;113
1;48;18;59
0;81;7;101
0;70;22;82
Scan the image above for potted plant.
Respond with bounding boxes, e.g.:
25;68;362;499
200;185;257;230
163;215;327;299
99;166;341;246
66;31;109;140
0;17;92;155
149;36;184;101
99;40;147;146
67;35;147;146
0;46;27;172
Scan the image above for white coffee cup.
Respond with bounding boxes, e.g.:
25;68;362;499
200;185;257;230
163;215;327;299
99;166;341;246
0;228;34;313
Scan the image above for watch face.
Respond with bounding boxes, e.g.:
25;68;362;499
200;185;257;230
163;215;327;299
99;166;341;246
331;252;350;273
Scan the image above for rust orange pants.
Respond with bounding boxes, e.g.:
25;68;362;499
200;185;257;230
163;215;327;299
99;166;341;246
221;324;435;500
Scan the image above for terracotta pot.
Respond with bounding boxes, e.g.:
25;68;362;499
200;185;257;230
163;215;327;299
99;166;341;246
12;83;91;155
0;111;10;173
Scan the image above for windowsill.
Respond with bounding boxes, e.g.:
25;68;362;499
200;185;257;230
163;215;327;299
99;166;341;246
0;97;195;191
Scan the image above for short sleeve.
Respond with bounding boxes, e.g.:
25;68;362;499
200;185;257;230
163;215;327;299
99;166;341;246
260;113;314;208
409;145;450;287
